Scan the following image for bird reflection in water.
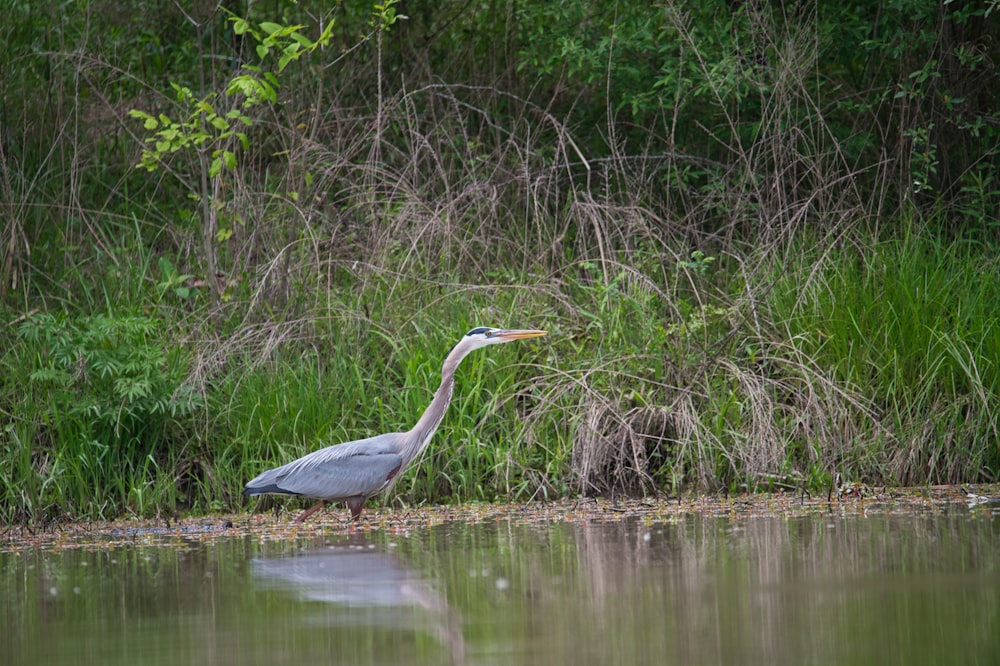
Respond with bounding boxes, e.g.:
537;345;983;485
251;540;465;664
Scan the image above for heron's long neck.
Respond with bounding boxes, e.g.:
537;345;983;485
402;346;467;466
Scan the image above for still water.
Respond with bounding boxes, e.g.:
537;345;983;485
3;504;999;666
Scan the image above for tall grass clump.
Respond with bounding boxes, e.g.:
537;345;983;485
772;228;1000;484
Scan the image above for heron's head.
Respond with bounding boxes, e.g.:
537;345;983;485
461;327;547;351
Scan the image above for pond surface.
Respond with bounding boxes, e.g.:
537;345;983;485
3;494;1000;666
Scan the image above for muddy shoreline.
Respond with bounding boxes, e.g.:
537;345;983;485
3;484;998;553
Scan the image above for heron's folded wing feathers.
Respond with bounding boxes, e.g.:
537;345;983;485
268;433;405;500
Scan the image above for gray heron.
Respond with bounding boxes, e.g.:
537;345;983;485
243;327;546;522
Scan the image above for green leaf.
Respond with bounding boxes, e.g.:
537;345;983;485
209;156;223;177
317;17;335;46
158;257;176;278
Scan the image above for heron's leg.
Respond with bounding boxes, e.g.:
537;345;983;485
295;500;328;522
346;496;366;522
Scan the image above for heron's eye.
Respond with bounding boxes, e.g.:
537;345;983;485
466;327;490;336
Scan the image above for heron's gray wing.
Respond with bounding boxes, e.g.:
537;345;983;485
270;432;406;500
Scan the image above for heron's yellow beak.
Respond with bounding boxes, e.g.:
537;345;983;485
497;329;547;340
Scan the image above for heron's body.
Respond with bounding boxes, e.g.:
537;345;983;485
243;327;546;522
243;433;407;520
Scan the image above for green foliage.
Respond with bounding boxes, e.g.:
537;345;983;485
678;250;716;275
2;312;203;521
841;0;1000;211
370;0;407;32
2;1;999;522
18;313;201;428
121;11;337;313
231;16;335;72
516;1;659;109
128;16;333;177
156;257;197;301
774;227;1000;484
129;84;252;177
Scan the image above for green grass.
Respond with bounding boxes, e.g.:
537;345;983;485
771;229;1000;485
3;0;999;525
3;219;998;524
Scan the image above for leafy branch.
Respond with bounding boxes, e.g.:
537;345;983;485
127;14;334;308
128;17;333;176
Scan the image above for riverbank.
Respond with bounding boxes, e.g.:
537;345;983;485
3;4;998;524
4;484;997;554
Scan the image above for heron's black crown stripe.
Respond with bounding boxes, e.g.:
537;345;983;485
466;327;492;336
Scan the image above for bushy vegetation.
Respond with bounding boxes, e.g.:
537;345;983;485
1;0;998;523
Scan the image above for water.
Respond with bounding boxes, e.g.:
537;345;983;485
3;506;999;665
